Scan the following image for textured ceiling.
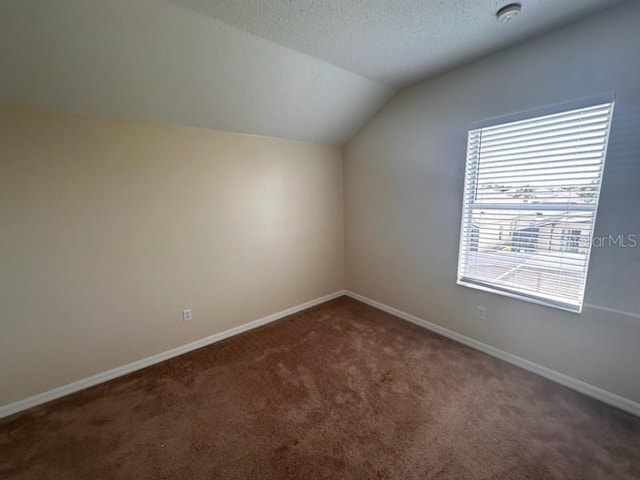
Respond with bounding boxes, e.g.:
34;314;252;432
0;0;624;144
0;0;394;144
172;0;623;87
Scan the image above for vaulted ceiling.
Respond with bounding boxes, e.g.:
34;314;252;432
0;0;622;144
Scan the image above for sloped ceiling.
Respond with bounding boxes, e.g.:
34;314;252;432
173;0;624;87
0;0;623;144
0;0;394;145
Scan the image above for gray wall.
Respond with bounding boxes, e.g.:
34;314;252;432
344;1;640;403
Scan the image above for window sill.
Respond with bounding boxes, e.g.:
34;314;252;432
457;278;582;314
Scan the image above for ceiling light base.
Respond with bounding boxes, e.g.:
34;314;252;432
497;3;522;23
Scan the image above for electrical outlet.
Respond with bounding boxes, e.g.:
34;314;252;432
182;309;192;322
476;306;486;320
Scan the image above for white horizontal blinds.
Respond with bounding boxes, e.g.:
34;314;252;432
458;100;614;311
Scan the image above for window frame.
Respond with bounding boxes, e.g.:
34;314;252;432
456;94;615;313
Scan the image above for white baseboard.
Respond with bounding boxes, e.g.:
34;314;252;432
0;290;347;420
5;289;637;420
345;290;640;418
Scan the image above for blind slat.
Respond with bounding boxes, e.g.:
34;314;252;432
476;123;609;149
478;105;611;136
478;134;607;156
468;151;605;168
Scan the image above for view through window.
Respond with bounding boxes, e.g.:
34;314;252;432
457;97;615;312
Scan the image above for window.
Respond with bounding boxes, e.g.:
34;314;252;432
457;96;614;312
561;229;581;253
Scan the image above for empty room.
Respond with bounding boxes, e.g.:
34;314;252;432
1;0;639;478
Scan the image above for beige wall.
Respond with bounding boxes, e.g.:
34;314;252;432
0;103;344;405
345;2;640;403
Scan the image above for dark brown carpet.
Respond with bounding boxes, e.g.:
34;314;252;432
1;296;639;479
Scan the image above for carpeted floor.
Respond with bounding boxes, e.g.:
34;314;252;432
1;296;639;479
